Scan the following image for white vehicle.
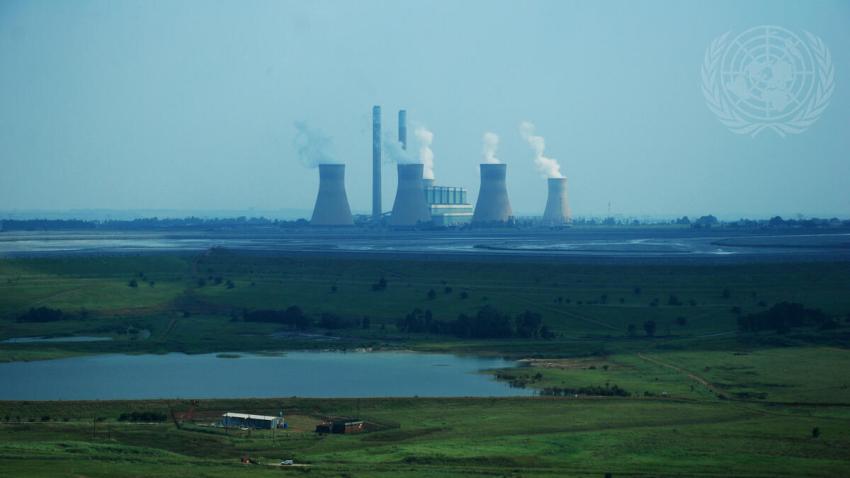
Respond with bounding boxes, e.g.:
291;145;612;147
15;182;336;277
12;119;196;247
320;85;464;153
280;459;294;466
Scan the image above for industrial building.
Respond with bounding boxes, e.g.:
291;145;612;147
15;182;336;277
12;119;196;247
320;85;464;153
220;412;283;429
310;164;354;226
425;183;473;226
315;419;365;434
542;177;571;225
473;163;513;224
307;105;568;227
389;163;432;226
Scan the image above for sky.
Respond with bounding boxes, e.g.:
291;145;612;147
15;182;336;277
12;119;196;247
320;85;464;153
1;0;848;219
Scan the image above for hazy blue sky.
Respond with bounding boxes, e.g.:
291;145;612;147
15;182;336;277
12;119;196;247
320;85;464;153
1;0;848;219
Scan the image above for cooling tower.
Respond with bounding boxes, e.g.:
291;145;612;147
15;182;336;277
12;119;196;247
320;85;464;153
542;177;570;225
311;164;354;226
372;105;382;220
390;164;432;226
422;178;435;189
472;163;513;224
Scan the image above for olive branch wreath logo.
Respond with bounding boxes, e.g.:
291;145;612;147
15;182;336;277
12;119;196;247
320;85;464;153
701;28;835;137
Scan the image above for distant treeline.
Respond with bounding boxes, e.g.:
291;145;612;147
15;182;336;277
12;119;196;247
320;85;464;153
0;217;307;231
4;215;849;232
737;302;839;333
16;307;76;323
241;307;363;330
566;215;850;229
539;384;629;397
117;411;167;422
396;306;556;340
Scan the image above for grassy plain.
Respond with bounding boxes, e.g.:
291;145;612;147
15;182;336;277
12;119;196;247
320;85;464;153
1;250;850;476
2;250;849;358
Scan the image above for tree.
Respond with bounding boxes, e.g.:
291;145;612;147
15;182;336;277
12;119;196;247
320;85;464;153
128;279;138;288
427;289;437;300
675;316;688;326
693;215;719;229
627;324;637;337
643;320;657;337
372;277;388;291
812;427;820;439
515;311;544;339
361;316;371;329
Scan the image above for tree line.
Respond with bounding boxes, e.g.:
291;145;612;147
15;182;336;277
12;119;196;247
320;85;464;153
396;306;556;340
737;302;838;333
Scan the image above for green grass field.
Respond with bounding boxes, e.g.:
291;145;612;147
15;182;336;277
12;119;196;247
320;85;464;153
1;251;850;476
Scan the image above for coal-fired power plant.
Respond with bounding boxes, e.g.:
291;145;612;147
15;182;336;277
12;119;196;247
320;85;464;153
473;163;513;224
390;163;432;226
542;177;570;225
310;164;354;226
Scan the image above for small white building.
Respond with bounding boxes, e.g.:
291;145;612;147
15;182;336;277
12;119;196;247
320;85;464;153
221;412;282;429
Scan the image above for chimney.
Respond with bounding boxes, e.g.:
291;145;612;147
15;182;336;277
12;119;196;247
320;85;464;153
390;163;432;226
542;177;570;225
473;163;513;224
398;109;407;150
372;105;382;220
311;164;354;226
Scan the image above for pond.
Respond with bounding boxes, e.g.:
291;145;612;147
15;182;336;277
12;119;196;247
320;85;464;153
0;351;531;400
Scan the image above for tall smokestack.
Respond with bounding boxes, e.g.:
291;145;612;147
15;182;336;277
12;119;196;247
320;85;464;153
542;177;570;225
311;164;354;226
372;106;382;220
398;110;407;150
473;163;513;224
390;163;431;226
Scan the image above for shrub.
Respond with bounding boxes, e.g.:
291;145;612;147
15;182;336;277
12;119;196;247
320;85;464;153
737;302;829;333
118;411;167;422
17;307;67;323
371;277;387;291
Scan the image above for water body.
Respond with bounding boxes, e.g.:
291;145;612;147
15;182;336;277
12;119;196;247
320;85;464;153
0;351;530;400
0;336;113;344
1;229;848;262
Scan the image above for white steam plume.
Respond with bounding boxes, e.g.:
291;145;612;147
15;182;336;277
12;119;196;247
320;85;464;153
382;133;416;165
415;126;435;180
482;132;500;164
520;121;562;178
293;121;337;167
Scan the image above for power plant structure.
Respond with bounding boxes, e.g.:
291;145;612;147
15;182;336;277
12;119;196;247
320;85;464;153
472;163;513;224
425;184;473;226
398;109;407;150
371;105;382;221
542;177;571;225
310;164;354;226
308;105;568;228
389;163;432;226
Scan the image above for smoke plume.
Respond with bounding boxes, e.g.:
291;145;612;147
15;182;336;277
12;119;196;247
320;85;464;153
293;121;338;167
382;133;416;165
520;121;563;178
482;132;500;164
415;126;435;180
